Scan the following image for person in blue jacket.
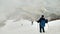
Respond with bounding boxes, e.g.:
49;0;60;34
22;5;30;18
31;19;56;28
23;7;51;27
37;15;48;33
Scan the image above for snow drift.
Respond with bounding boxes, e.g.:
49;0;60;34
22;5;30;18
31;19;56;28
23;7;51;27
0;19;60;34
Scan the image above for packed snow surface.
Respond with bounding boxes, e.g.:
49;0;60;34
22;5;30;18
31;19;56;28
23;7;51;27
0;19;60;34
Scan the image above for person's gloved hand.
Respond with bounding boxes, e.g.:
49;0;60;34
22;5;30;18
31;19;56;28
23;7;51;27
37;21;39;23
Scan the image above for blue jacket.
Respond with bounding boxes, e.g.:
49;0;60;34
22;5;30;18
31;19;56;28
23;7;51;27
37;17;46;27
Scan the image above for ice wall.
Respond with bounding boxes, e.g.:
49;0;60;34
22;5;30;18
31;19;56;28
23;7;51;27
0;0;60;23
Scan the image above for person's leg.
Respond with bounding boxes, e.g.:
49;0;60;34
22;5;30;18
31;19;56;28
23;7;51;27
42;27;45;32
40;26;42;33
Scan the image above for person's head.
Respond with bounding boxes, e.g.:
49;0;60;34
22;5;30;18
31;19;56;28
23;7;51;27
41;15;44;18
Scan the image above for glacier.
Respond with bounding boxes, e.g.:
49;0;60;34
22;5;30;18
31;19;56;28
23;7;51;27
0;0;60;23
0;0;60;34
0;19;60;34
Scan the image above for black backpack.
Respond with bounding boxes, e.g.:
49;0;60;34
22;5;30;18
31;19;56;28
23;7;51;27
45;19;48;23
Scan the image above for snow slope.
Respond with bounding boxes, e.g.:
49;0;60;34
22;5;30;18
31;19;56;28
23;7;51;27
0;0;60;23
0;19;60;34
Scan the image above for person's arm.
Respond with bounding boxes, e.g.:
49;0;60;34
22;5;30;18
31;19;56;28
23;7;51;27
37;18;41;23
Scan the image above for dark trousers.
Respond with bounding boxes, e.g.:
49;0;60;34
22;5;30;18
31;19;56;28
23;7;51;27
40;26;45;32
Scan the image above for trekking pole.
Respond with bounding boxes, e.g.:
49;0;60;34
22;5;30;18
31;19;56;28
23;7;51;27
45;19;49;31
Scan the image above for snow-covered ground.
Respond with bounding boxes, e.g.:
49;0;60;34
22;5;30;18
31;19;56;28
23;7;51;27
0;0;60;34
0;19;60;34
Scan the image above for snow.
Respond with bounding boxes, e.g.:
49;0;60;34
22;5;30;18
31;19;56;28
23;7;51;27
0;0;60;23
0;0;60;34
0;19;60;34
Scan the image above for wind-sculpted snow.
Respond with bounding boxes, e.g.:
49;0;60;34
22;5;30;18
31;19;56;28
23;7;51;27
0;0;60;23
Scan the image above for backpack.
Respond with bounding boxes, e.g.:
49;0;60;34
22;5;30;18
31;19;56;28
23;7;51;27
45;19;48;23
